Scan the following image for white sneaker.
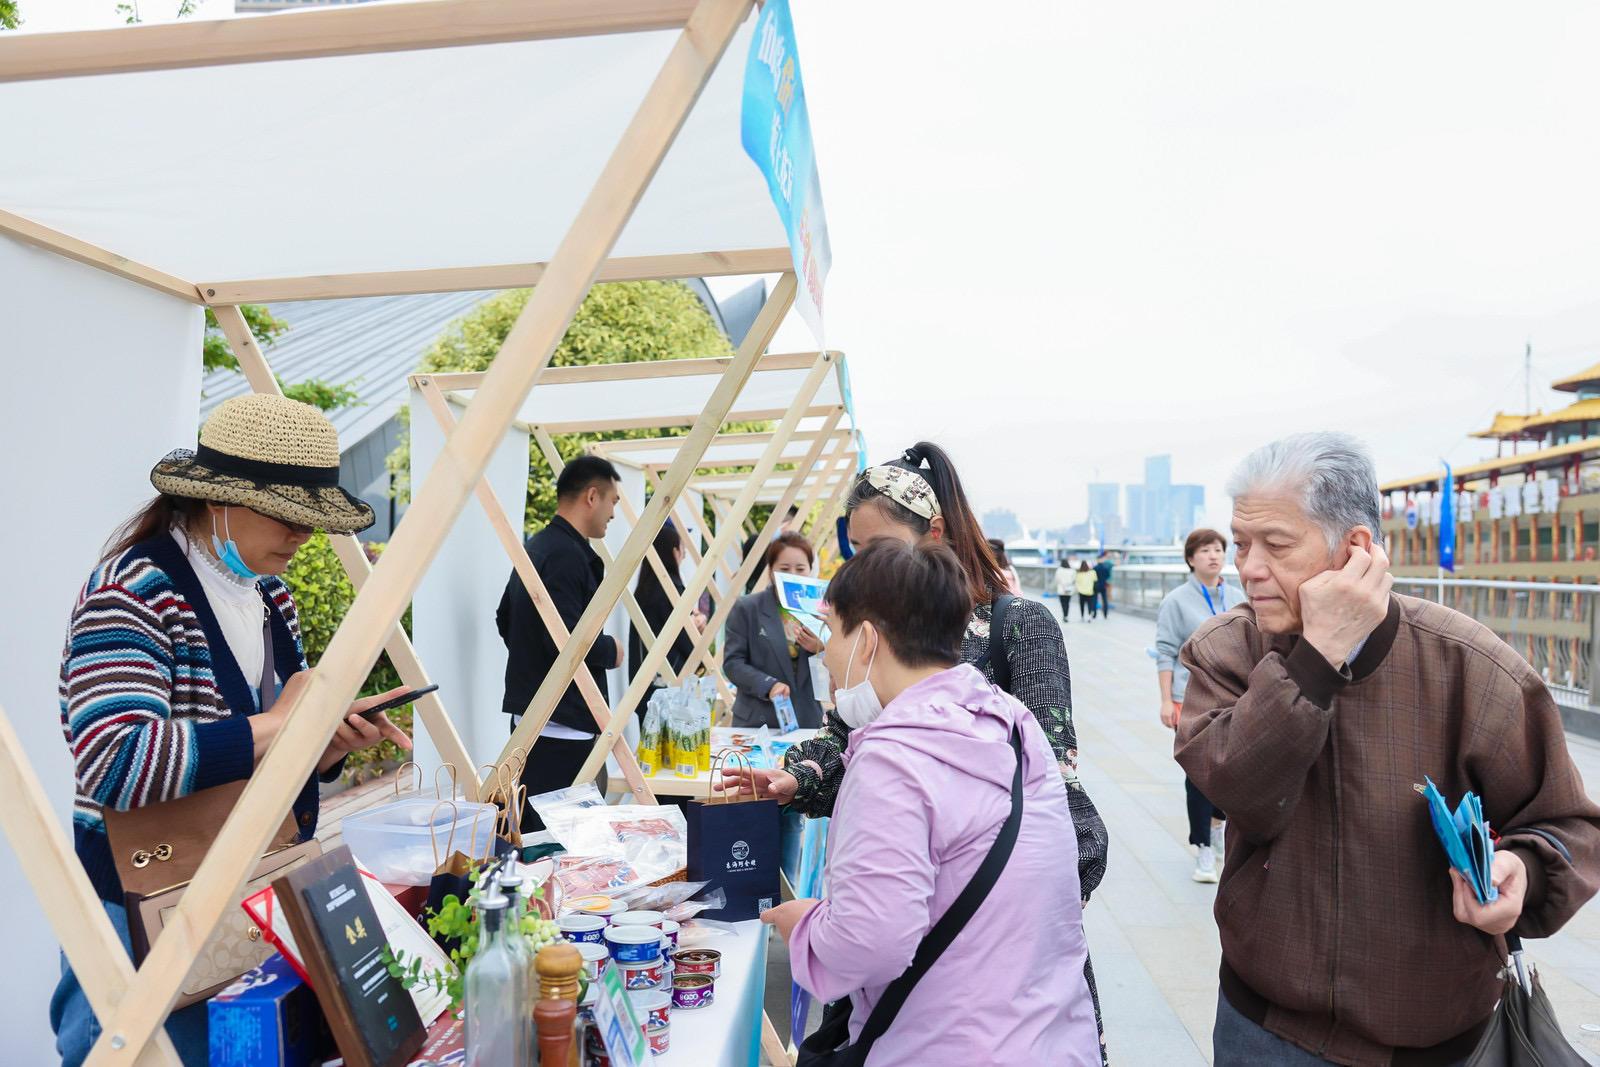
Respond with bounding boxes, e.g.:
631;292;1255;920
1193;845;1219;883
1212;821;1225;861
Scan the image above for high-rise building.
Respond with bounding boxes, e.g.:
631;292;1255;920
981;508;1023;541
1170;484;1206;537
1125;485;1147;540
1088;483;1120;529
1120;455;1205;542
1145;454;1172;493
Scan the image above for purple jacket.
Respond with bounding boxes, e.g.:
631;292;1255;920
789;664;1099;1065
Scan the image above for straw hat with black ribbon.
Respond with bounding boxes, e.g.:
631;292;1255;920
151;394;375;534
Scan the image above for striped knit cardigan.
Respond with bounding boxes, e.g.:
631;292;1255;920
59;533;330;904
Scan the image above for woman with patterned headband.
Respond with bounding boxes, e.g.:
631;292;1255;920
720;441;1113;1063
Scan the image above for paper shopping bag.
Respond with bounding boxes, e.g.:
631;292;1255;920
685;752;782;920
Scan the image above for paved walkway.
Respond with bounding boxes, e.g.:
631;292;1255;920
1064;602;1600;1065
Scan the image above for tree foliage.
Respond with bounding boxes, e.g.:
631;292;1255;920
283;534;411;782
387;280;757;533
0;1;21;30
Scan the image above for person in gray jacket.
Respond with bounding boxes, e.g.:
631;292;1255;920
724;531;826;729
1155;527;1244;883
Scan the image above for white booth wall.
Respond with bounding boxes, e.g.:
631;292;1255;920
601;465;646;773
409;397;636;792
408;391;533;781
0;237;202;1062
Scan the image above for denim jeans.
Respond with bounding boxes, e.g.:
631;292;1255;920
1214;992;1343;1065
1214;992;1465;1067
49;899;209;1067
1185;777;1226;847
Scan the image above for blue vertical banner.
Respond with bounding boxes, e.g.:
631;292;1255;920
742;0;832;343
1438;464;1456;572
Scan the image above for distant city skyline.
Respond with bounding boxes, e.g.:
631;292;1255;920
1060;455;1208;544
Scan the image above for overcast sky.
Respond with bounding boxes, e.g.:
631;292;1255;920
24;1;1600;537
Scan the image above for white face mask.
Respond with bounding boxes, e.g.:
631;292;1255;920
833;627;884;730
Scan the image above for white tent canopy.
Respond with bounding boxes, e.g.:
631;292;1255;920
0;2;829;1063
0;6;786;290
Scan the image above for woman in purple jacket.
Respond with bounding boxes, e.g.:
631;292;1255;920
762;538;1099;1065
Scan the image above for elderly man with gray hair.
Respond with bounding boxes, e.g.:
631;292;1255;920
1176;431;1600;1066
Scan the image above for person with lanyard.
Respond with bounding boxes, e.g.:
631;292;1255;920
51;395;413;1066
723;531;827;729
719;442;1113;1063
1154;527;1244;884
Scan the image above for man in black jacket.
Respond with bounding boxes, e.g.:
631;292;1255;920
497;454;624;830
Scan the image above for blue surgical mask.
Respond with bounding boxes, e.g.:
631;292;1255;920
211;508;262;582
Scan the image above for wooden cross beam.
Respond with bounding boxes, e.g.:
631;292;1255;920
678;407;845;679
494;276;799;771
411;379;660;802
572;367;840;785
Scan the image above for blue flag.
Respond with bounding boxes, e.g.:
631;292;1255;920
1439;463;1455;573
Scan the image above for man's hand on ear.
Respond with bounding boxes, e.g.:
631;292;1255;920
1299;542;1392;668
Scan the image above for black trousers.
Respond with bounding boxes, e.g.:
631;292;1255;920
515;724;609;833
1057;594;1073;620
1185;776;1225;847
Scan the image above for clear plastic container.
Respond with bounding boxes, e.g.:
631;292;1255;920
340;797;498;885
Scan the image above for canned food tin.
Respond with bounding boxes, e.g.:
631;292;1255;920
611;909;665;929
672;973;715;1010
559;912;607;945
567;894;615;914
659;919;680;948
576;941;609;983
578;984;598;1028
620;956;665;990
605;924;663;964
672;947;721;978
628;989;672;1031
646;1023;670;1055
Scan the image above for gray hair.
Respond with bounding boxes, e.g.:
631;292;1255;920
1227;432;1385;549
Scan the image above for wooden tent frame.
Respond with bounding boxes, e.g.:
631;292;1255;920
589;423;857;666
0;2;817;1065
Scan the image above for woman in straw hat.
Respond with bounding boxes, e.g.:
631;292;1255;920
50;394;412;1067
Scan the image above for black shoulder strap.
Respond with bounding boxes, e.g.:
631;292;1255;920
853;724;1025;1052
975;596;1014;694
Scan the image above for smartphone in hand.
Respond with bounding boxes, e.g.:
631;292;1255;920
357;684;439;721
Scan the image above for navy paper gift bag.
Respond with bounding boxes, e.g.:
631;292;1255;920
686;759;782;921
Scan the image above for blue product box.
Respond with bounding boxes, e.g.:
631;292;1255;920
208;953;330;1067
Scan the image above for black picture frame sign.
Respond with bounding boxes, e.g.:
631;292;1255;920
272;845;425;1067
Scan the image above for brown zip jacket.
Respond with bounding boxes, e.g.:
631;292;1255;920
1176;594;1600;1066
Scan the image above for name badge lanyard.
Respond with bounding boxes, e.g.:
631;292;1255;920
1201;583;1226;616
